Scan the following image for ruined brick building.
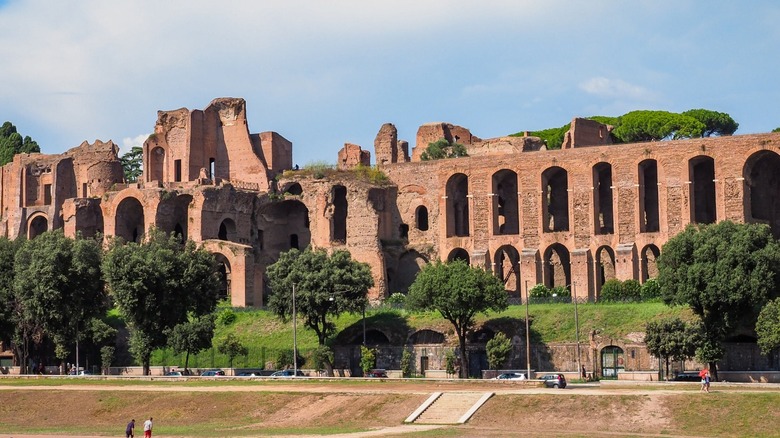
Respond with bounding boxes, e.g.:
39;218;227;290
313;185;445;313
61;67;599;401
2;97;779;310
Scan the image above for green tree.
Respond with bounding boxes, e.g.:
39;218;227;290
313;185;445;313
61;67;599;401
266;248;373;346
444;349;457;377
682;109;739;137
657;221;780;378
772;127;780;133
14;231;105;371
644;317;700;379
0;122;40;166
0;237;21;353
612;110;705;142
217;333;248;369
756;298;780;356
102;229;221;375
407;260;508;378
120;146;143;183
359;345;376;376
640;278;662;302
486;332;512;370
100;345;115;375
400;349;413;378
420;139;468;161
166;314;216;374
311;345;334;372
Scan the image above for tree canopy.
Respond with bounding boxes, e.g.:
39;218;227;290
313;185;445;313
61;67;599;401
644;317;700;379
102;229;221;375
420;139;468;161
407;259;507;377
756;298;780;356
657;221;780;373
266;248;373;347
166;314;216;373
0;121;40;166
14;231;106;372
682;109;739;137
120;146;143;183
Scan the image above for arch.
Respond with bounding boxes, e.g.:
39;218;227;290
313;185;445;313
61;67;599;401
492;169;519;235
149;146;165;182
743;150;780;236
601;345;625;378
213;252;232;301
638;159;659;233
446;173;469;237
468;327;496;343
543;243;570;289
218;218;237;242
541;166;569;232
256;199;311;253
595;246;616;294
408;329;446;345
494;245;520;297
283;182;303;196
390;250;428;294
415;205;429;231
689;156;716;224
363;329;391;346
447;248;470;263
332;185;348;243
641;244;660;282
155;194;192;242
115;197;145;243
592;162;614;234
28;214;48;239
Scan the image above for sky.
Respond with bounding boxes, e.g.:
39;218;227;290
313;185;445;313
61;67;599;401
0;1;778;165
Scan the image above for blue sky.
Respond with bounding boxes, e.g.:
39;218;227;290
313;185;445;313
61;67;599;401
0;1;778;165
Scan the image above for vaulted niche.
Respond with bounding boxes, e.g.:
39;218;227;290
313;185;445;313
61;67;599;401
492;169;519;235
218;218;237;242
116;197;145;243
156;194;192;242
494;245;520;297
744;150;780;237
446;173;470;237
389;250;428;294
593;163;614;234
689;156;716;224
256;200;311;253
542;167;569;232
641;244;660;282
332;185;348;243
638;159;659;233
149;147;165;182
213;253;231;301
595;245;616;294
415;206;429;231
447;248;470;263
543;243;570;289
28;215;48;239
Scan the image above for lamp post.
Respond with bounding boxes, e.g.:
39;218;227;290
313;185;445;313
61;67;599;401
574;281;581;378
292;283;298;377
524;280;531;380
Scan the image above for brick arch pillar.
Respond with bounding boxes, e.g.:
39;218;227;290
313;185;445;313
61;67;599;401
615;242;638;281
570;248;594;302
519;248;541;302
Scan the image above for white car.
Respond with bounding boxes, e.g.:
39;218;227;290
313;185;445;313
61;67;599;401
494;372;527;380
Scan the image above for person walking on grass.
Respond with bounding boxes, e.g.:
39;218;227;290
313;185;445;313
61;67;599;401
125;418;135;438
143;417;153;437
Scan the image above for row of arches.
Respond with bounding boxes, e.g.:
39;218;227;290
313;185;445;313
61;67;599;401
443;151;780;238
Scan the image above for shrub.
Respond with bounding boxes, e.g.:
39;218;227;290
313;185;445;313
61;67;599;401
599;279;624;302
276;349;304;369
551;285;570;298
641;278;661;301
360;345;376;375
311;345;334;371
216;307;237;326
622;279;642;301
400;349;413;377
529;283;551;298
386;292;406;307
444;349;457;377
486;332;512;370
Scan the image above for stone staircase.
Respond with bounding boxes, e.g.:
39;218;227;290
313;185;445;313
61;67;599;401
406;392;493;424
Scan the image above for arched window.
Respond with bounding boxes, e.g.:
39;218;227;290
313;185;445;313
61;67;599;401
415;206;429;231
593;163;614;234
542;167;569;232
689;156;716;224
639;160;659;233
492;170;519;235
446;174;469;237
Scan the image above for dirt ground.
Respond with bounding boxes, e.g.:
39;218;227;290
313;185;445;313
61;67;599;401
0;378;777;437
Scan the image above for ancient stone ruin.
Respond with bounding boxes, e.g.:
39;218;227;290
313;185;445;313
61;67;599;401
3;97;779;308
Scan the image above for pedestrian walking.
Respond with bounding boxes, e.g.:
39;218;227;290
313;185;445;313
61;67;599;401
143;417;153;438
125;418;135;438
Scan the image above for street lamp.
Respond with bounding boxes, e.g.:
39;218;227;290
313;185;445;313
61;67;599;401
524;280;531;380
292;283;298;377
573;281;581;379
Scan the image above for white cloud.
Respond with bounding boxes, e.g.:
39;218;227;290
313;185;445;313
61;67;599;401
121;134;149;155
579;77;657;102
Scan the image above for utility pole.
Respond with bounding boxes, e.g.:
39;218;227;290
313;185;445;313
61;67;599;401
292;283;297;377
574;281;581;378
525;280;531;379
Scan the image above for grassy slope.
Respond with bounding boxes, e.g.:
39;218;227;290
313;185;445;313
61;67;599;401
150;302;692;369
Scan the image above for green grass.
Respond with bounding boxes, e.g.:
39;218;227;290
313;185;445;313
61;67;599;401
146;302;690;368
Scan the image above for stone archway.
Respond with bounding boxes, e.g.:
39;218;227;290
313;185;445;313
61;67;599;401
543;243;570;289
115;197;145;243
446;173;469;237
447;248;470;263
494;245;521;298
744;150;780;237
28;214;48;239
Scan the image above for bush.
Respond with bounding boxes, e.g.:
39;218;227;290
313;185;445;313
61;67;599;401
641;278;661;301
360;345;376;375
386;292;406;307
311;345;334;371
529;283;551;298
276;349;304;369
216;307;237;326
444;350;457;377
551;285;570;298
599;279;624;302
622;279;642;301
400;349;413;378
486;332;512;370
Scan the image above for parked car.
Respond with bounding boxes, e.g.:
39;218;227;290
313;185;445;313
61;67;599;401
236;371;260;377
366;369;388;378
673;372;701;382
270;369;305;377
200;369;225;377
164;371;183;377
541;373;567;388
494;372;526;380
